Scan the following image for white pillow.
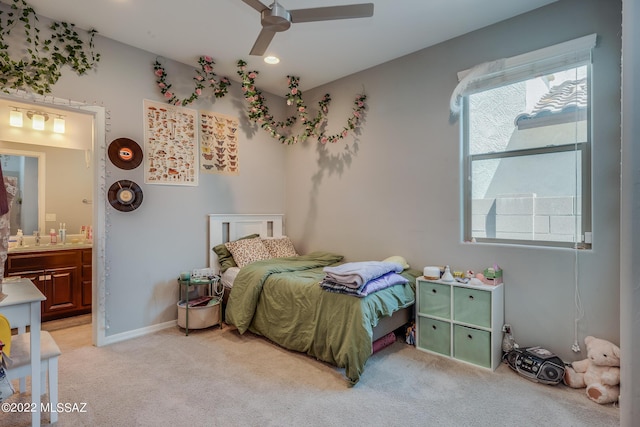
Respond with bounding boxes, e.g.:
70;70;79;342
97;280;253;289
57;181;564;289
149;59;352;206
220;267;240;289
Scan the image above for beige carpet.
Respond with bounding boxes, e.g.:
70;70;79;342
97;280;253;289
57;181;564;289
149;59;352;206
2;322;619;426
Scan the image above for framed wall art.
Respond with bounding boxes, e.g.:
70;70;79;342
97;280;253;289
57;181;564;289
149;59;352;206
199;110;239;175
143;99;199;186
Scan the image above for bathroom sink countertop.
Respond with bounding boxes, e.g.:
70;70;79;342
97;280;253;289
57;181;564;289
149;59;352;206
8;242;93;253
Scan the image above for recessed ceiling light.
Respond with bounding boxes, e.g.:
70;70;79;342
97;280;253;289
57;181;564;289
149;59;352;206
264;56;280;65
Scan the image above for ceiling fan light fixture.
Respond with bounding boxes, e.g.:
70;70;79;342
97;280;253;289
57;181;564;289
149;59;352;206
243;1;374;56
261;2;291;32
264;55;280;64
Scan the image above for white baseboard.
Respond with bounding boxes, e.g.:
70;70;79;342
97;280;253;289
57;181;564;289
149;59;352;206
100;319;177;346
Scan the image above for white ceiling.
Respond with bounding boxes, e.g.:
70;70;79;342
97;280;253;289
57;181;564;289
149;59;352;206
15;0;556;94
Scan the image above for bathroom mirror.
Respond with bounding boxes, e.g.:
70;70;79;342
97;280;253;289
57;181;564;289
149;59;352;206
0;148;45;236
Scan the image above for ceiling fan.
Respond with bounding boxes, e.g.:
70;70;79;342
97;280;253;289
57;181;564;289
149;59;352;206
241;0;374;56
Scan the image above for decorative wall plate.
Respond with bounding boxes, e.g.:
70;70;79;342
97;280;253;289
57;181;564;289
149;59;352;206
107;180;143;212
108;138;143;170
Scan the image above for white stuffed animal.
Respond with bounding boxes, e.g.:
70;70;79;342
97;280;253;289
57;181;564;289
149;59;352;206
563;336;620;404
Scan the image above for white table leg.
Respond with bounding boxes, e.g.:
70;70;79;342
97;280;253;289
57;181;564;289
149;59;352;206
29;300;41;427
17;325;27;391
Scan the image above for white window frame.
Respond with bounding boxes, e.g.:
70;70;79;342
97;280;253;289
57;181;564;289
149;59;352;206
454;35;596;248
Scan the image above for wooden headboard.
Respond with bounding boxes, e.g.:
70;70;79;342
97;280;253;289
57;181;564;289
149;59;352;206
208;214;284;273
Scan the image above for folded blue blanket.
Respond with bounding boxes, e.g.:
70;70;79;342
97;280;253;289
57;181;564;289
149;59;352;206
322;261;403;289
320;272;409;297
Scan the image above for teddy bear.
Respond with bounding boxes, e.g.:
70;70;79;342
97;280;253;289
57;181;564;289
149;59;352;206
563;336;620;404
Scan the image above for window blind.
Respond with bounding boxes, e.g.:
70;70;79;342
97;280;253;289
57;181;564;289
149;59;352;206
450;33;597;115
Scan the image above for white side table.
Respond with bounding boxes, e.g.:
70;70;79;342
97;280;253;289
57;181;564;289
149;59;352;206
0;278;46;427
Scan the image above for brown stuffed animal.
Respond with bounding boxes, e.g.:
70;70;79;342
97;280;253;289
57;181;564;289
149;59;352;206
563;336;620;404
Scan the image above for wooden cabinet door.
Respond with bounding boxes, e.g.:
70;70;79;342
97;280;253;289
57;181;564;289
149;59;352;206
81;249;92;308
81;279;92;307
44;266;79;315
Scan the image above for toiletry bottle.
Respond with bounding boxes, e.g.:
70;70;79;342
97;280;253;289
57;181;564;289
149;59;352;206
50;228;57;244
34;230;40;246
60;223;67;244
16;229;23;247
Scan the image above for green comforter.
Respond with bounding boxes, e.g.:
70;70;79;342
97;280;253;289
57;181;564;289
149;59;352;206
225;251;416;385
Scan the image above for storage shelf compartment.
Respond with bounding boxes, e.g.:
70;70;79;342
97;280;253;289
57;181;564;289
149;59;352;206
415;278;504;371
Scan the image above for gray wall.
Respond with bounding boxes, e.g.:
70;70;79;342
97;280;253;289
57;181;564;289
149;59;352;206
39;36;287;335
286;0;622;363
620;0;639;424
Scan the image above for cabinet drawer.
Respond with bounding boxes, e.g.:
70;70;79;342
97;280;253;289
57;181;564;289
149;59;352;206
453;325;491;368
453;287;491;328
7;250;80;272
418;280;451;318
418;317;451;356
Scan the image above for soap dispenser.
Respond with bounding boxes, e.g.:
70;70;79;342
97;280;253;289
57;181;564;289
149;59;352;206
16;229;23;247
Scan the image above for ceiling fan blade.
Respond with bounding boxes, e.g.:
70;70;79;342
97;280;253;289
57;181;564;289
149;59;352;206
250;28;277;56
289;3;374;23
242;0;268;13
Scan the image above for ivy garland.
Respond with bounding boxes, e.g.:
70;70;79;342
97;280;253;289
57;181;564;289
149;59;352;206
0;0;100;95
237;59;366;145
153;56;231;106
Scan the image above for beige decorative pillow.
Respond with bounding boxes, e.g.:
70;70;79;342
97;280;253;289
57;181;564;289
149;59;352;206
382;255;410;270
213;233;259;273
262;236;298;258
225;237;272;268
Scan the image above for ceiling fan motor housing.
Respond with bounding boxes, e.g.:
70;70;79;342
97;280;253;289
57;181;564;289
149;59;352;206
262;2;291;32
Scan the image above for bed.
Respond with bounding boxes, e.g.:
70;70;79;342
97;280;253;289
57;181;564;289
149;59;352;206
208;214;419;385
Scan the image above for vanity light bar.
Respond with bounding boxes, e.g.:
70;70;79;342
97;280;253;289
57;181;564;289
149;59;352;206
8;107;65;134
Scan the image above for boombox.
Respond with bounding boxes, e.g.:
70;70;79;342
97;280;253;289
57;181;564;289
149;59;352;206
505;346;565;385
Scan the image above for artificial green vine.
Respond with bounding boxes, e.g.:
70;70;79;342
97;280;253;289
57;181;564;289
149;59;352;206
153;56;231;106
237;59;367;145
0;0;101;94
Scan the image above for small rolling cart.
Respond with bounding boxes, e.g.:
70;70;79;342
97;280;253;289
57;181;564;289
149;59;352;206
177;268;223;336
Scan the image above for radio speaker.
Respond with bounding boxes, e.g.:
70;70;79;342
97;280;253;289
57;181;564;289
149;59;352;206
540;363;563;382
506;346;565;385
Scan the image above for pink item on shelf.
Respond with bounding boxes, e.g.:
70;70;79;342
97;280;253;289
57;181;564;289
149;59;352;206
372;332;397;354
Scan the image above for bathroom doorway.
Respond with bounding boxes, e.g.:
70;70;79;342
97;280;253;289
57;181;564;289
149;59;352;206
0;95;106;346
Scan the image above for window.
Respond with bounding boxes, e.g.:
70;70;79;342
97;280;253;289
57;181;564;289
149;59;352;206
454;35;595;248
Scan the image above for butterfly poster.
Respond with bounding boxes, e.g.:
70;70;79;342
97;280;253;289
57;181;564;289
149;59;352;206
143;99;199;186
199;110;239;175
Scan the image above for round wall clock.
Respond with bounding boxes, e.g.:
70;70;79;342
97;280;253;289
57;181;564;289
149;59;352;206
107;180;143;212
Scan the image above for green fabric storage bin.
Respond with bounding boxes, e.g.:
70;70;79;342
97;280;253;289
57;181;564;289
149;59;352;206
418;317;451;356
418;280;451;319
453;324;491;368
453;287;491;328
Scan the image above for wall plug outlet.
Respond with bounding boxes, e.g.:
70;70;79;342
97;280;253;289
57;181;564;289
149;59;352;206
571;342;581;352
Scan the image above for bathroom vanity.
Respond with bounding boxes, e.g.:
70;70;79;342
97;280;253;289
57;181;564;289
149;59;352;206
4;245;92;321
